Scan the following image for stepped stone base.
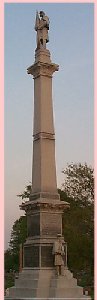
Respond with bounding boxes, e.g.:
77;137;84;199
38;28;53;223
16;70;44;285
5;268;91;300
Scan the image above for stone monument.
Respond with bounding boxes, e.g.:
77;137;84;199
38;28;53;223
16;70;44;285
5;11;91;300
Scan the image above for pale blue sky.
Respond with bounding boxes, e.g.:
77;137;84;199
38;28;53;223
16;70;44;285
4;3;94;249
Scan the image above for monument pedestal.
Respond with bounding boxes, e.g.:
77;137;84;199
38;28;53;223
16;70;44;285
5;268;91;299
21;198;69;271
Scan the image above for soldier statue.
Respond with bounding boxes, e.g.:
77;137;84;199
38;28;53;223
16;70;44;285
52;234;66;276
35;11;49;49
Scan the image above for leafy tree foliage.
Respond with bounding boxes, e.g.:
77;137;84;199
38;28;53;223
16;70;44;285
62;163;94;207
5;216;27;272
4;249;14;273
60;163;94;298
60;190;94;272
4;272;15;290
9;216;27;253
17;184;31;200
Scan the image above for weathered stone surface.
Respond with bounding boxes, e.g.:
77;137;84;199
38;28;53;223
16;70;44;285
27;214;40;236
24;246;39;268
5;268;91;299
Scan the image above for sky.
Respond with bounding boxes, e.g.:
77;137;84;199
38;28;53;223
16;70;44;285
4;3;94;250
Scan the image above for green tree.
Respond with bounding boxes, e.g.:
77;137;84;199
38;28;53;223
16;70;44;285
17;184;31;200
62;163;94;207
4;249;14;273
60;162;94;298
8;216;27;272
60;190;94;298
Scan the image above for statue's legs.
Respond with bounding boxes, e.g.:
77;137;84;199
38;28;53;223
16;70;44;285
55;265;64;276
55;265;59;276
43;40;46;48
60;265;64;276
40;38;46;49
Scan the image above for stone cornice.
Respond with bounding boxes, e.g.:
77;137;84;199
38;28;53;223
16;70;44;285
20;199;70;213
27;61;59;78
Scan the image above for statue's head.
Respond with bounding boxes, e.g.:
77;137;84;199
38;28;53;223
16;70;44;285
57;233;62;239
40;11;45;18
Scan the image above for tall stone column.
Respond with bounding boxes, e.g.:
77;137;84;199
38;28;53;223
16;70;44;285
28;48;59;196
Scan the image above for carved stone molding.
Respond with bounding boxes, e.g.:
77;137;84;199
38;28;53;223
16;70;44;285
35;48;51;64
33;132;55;141
20;199;70;213
29;192;60;201
27;61;59;79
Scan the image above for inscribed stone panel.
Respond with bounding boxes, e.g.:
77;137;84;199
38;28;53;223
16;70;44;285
42;213;61;236
27;214;40;236
24;246;39;267
41;245;54;267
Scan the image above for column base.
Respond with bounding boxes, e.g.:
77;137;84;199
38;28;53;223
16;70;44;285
5;268;91;299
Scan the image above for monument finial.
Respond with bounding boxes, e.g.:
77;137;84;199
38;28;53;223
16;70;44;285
35;10;49;49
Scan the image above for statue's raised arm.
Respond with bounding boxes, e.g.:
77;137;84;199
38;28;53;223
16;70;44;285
35;11;50;49
35;10;40;31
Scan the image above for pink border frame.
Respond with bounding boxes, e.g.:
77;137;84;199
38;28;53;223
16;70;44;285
0;1;96;299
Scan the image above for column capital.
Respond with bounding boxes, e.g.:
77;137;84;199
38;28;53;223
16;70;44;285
27;61;59;78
